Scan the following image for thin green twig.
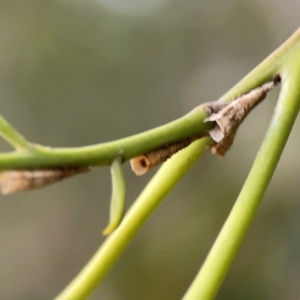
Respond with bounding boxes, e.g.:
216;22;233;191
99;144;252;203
55;137;211;300
103;157;126;235
1;29;299;170
53;28;300;300
0;107;212;170
183;48;300;300
0;115;30;150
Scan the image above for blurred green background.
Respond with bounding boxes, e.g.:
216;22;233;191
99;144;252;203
0;1;300;299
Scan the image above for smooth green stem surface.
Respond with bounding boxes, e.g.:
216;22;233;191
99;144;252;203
183;49;300;300
55;137;211;300
54;27;300;300
103;158;126;235
219;28;300;103
2;29;299;170
0;115;30;150
0;107;211;170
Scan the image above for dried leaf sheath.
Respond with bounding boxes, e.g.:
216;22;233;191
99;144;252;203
204;79;280;157
0;167;90;194
130;135;204;176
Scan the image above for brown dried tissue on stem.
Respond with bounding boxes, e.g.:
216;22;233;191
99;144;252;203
0;167;90;194
131;77;280;176
2;78;278;187
130;134;205;176
204;76;281;157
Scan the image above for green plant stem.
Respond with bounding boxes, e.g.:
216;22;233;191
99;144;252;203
53;27;299;300
183;49;300;300
0;107;211;170
0;115;30;150
1;29;300;170
103;158;126;235
55;137;211;300
219;27;300;103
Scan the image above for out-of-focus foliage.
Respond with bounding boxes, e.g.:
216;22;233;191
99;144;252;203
0;1;300;299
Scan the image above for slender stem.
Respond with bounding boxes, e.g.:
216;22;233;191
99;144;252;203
53;27;300;300
0;106;211;170
183;49;300;300
54;137;212;300
0;115;30;150
1;29;300;170
218;27;300;103
103;158;126;235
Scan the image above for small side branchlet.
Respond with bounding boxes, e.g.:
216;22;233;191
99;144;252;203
0;167;90;194
103;157;126;235
204;77;280;157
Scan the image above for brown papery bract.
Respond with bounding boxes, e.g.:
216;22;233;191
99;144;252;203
204;78;280;157
130;135;204;176
0;167;90;194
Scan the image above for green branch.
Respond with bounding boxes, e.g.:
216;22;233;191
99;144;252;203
0;107;211;170
102;157;126;235
1;26;299;300
0;115;30;150
183;48;300;300
1;29;300;170
36;27;300;300
219;27;300;102
55;137;212;300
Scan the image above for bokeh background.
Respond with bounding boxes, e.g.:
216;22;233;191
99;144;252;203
0;1;299;299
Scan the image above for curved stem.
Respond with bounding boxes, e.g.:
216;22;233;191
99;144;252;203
103;157;126;235
55;137;211;300
54;27;300;300
0;107;211;170
1;29;300;170
183;49;300;300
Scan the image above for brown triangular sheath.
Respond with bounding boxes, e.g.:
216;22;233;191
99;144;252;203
204;80;279;157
